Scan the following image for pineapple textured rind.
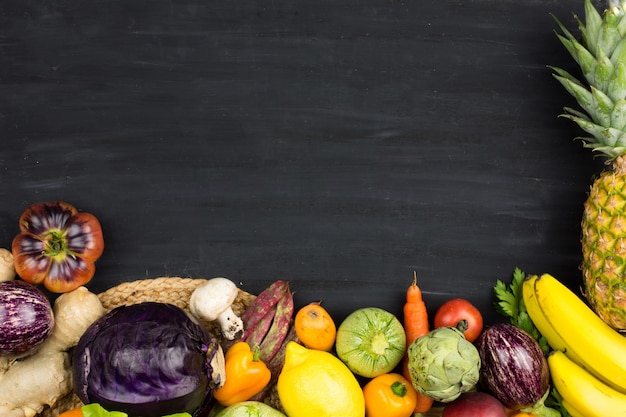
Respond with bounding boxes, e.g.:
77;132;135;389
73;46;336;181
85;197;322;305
582;160;626;329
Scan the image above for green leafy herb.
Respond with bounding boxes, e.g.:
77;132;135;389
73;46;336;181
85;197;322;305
494;268;550;355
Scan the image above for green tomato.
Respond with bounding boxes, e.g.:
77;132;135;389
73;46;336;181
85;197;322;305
335;307;406;378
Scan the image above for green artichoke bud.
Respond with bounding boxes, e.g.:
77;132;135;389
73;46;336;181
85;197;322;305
406;320;481;403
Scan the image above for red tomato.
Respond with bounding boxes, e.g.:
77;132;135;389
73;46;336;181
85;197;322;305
434;298;483;342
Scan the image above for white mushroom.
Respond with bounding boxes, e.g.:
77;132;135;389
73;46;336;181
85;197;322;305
189;277;244;340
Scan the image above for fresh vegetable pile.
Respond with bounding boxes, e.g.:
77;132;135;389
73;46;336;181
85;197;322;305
0;208;565;417
2;1;626;416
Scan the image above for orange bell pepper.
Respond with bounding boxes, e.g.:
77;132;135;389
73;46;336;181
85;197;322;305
213;341;272;406
363;373;418;417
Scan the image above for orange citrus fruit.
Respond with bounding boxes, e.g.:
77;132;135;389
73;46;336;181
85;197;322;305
294;302;336;351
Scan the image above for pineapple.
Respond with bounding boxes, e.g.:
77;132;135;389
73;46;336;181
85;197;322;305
552;0;626;330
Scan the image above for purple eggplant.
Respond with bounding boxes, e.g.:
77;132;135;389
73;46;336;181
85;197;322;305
0;280;54;358
475;323;548;408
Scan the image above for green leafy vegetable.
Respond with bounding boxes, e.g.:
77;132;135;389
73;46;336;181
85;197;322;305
494;268;550;356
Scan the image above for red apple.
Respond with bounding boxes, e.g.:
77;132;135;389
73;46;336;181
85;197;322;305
442;392;507;417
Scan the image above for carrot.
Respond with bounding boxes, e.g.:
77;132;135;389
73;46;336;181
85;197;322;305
403;271;429;342
402;271;434;414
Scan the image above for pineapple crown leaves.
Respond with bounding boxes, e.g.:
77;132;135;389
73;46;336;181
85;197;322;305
550;0;626;158
562;107;626;156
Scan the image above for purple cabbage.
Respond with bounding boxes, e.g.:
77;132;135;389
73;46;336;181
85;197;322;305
475;323;549;408
0;280;54;358
73;302;220;417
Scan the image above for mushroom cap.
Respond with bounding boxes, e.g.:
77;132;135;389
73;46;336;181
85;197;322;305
189;277;239;321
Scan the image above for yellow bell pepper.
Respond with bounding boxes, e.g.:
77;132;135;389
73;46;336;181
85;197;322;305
362;373;418;417
213;341;272;406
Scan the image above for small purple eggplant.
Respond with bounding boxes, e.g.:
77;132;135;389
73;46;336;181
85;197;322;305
475;323;549;408
0;280;54;358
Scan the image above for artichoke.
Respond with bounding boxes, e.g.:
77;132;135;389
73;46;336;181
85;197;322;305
406;321;481;402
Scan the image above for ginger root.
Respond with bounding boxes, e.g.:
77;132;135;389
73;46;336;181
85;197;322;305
0;248;16;283
0;286;105;417
0;351;71;417
40;287;106;353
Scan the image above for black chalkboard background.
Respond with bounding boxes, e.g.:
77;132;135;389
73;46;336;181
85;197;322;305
0;0;606;324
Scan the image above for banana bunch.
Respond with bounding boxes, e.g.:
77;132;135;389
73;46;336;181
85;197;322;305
522;274;626;416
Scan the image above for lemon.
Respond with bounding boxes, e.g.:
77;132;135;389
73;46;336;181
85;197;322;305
277;341;365;417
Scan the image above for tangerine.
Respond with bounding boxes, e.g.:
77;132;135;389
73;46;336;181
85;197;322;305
294;301;337;351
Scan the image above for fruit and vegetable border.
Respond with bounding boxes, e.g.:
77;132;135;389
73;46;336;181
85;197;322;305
1;204;621;417
3;1;626;416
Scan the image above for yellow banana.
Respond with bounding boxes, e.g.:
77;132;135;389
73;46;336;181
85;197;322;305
521;276;588;371
522;273;626;393
548;350;626;417
560;400;586;417
521;276;570;352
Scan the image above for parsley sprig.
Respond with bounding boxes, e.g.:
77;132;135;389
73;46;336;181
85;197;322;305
494;268;550;356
